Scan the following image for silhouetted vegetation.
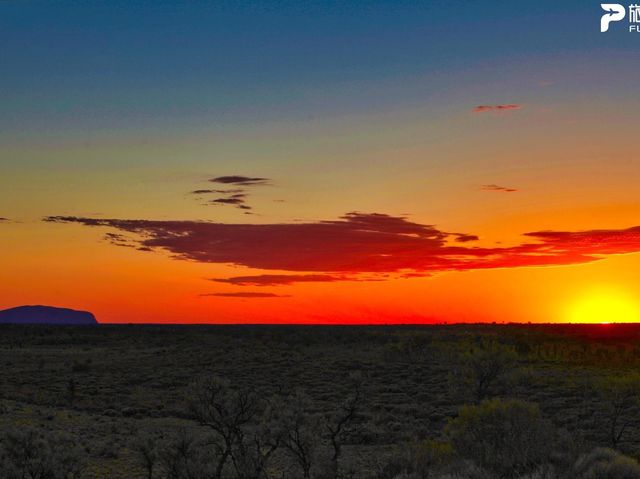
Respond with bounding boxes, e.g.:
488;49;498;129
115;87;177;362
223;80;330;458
3;323;640;478
0;427;84;478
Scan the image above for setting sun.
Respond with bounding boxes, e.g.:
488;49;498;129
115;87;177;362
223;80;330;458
565;289;640;324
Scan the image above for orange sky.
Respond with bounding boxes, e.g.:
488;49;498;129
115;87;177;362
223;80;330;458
2;2;640;324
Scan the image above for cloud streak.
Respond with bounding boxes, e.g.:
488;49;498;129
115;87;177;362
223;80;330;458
44;213;640;281
211;274;352;286
473;104;522;113
189;175;271;212
209;176;270;186
201;292;290;298
454;233;480;243
190;189;244;195
481;184;518;193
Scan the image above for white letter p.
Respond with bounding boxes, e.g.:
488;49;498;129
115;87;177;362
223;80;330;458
601;4;626;32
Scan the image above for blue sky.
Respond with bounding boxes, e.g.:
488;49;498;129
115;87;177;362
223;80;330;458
2;0;637;140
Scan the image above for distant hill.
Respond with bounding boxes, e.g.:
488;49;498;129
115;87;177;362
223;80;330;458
0;305;98;325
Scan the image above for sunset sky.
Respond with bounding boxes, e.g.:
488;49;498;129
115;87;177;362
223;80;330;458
2;1;640;324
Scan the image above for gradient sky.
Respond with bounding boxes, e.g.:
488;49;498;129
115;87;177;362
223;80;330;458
2;0;640;324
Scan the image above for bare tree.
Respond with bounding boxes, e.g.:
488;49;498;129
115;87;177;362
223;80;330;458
134;434;160;479
189;376;260;478
232;424;281;479
275;392;320;479
0;427;85;479
595;373;640;449
446;399;556;479
161;429;213;479
188;376;282;479
324;375;363;479
456;343;517;403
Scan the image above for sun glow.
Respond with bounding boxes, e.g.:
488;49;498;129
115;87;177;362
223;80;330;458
565;288;640;324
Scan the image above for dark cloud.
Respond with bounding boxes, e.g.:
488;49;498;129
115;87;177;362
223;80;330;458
481;184;518;193
43;213;640;278
191;189;216;195
200;292;290;298
190;175;269;211
523;228;640;254
190;189;244;195
211;198;247;206
399;272;431;279
209;176;271;186
211;274;349;286
473;104;522;113
455;234;480;243
103;232;132;245
190;190;253;210
0;217;8;222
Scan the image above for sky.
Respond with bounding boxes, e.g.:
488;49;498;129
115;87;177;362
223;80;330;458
1;0;640;324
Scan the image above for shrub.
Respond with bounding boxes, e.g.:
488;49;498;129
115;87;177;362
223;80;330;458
455;343;518;403
160;430;215;479
0;427;85;479
134;434;161;479
445;399;556;478
376;440;455;479
573;447;640;479
593;374;640;448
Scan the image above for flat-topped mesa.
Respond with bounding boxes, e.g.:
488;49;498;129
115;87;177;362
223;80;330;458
0;305;98;325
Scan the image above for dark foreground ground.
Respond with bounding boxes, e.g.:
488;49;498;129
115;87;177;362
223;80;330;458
2;323;640;478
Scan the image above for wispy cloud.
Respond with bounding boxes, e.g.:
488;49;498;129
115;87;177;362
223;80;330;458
189;175;271;212
44;213;640;280
190;188;244;195
211;197;246;206
211;274;351;286
481;184;518;193
209;176;271;186
473;104;522;113
200;292;290;298
454;233;480;243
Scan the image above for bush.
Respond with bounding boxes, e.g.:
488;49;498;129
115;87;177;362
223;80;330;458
455;343;518;403
593;374;640;448
376;440;455;479
445;399;556;478
0;427;85;479
573;447;640;479
160;430;215;479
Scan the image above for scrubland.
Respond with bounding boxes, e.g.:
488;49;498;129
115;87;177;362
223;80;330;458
2;324;640;478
